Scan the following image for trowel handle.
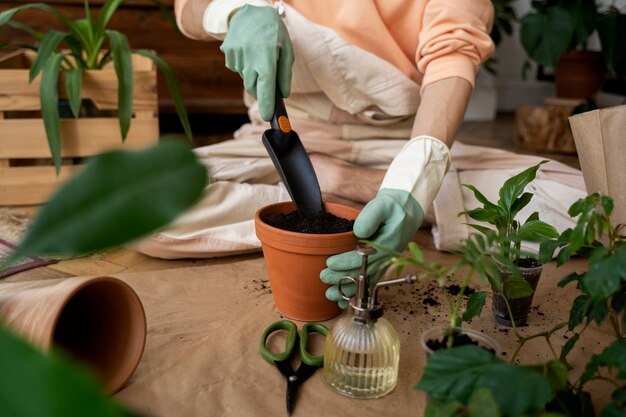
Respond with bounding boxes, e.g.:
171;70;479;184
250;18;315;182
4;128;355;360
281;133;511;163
270;88;291;138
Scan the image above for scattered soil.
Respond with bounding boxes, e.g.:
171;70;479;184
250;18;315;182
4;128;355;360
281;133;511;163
516;257;541;268
446;284;476;297
426;331;496;355
263;210;354;234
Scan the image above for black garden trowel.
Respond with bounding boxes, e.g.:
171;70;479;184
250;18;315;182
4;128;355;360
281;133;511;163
262;90;324;216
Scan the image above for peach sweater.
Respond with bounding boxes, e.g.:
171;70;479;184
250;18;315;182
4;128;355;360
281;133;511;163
175;0;495;89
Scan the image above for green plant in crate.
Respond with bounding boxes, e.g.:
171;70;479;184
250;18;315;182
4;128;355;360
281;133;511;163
0;0;192;173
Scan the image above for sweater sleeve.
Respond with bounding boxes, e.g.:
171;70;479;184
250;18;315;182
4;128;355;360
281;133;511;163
416;0;494;94
174;0;270;40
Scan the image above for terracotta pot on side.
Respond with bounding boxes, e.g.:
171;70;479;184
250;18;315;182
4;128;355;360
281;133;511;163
555;50;606;99
0;276;147;393
255;202;359;322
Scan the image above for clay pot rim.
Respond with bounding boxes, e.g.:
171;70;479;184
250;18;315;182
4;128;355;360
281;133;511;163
50;276;147;393
254;201;359;241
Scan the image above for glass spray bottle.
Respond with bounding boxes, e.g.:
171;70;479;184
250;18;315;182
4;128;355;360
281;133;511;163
323;245;416;399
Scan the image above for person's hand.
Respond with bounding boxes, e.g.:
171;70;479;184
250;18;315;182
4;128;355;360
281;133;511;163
220;5;294;121
320;136;451;308
321;188;424;308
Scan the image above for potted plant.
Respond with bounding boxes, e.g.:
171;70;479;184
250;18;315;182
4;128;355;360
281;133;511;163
459;161;559;326
0;0;192;205
254;202;359;322
520;0;626;99
416;193;626;417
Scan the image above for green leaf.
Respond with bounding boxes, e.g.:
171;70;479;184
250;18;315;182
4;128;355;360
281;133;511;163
467;223;493;236
105;30;133;140
29;30;67;83
416;345;552;416
558;272;582;288
468;388;500;417
540;360;569;393
408;242;424;264
40;52;65;174
582;245;626;302
503;275;534;300
611;386;626;406
521;9;574;68
518;220;560;242
592;339;626;378
560;333;580;361
0;325;131;417
526;211;540;223
462;291;488;324
95;0;125;39
462;184;498;209
601;195;615;216
601;403;626;417
566;0;599;47
9;141;208;261
134;49;193;141
511;192;534;219
597;10;626;79
6;19;43;40
464;208;500;223
498;161;548;213
424;400;465;417
569;295;592;330
64;69;83;118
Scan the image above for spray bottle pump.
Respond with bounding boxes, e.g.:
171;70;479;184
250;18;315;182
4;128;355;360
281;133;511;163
322;244;417;399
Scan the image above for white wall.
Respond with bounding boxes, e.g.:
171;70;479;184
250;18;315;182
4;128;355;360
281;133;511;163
493;0;626;111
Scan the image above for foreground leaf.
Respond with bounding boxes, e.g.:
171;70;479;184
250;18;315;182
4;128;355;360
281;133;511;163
416;345;552;416
461;291;488;324
10;141;208;260
0;326;131;417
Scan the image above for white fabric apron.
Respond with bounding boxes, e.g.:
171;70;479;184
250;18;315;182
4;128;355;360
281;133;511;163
134;5;586;259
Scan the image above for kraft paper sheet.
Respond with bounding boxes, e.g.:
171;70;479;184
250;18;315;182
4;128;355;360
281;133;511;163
0;252;614;416
570;105;626;227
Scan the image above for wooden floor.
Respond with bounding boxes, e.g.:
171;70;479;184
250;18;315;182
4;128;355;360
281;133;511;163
2;112;581;283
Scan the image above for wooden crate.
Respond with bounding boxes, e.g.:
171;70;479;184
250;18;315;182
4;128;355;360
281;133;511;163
0;49;160;205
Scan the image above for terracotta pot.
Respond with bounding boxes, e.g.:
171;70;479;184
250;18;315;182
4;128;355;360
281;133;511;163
555;50;606;99
254;202;359;322
0;276;147;393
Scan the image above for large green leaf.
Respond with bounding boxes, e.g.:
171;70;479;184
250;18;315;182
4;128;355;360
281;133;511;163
601;403;626;417
468;388;499;417
0;326;131;417
64;68;83;118
521;8;574;68
564;0;598;47
568;294;592;330
29;30;68;82
510;192;534;219
6;19;43;40
503;275;534;299
597;10;626;79
583;340;626;383
416;345;552;416
40;52;65;174
518;220;559;242
134;49;193;141
105;30;133;140
582;245;626;302
498;161;548;213
10;141;208;261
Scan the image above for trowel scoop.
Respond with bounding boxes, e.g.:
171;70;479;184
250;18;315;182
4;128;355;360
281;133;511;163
262;90;324;216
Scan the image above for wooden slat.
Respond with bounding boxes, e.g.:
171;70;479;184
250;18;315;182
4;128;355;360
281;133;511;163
0;118;159;158
0;165;83;205
0;63;157;111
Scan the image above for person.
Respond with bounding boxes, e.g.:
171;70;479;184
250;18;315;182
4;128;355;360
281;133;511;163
136;0;585;306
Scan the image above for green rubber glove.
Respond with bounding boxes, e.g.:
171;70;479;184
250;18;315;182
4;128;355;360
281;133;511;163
220;5;294;121
320;188;424;308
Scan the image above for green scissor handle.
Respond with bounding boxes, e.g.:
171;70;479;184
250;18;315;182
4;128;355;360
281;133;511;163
259;320;298;364
299;322;329;367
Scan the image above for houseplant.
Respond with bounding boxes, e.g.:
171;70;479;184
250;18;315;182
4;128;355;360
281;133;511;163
0;0;192;175
416;193;626;417
520;0;626;99
460;161;559;326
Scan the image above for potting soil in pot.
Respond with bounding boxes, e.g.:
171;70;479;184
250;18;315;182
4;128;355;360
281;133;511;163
426;332;496;355
263;210;354;234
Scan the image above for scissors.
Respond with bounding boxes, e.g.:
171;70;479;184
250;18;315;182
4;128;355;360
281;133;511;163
259;320;329;416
